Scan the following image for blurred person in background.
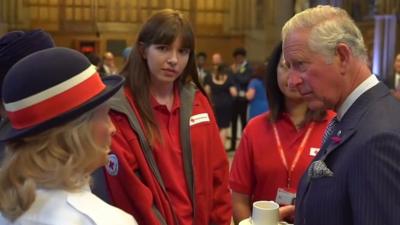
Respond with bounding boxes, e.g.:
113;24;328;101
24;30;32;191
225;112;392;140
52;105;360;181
230;47;252;151
204;64;237;147
212;52;223;71
246;63;269;121
196;52;211;85
122;47;133;63
85;52;101;69
99;51;118;76
385;53;400;99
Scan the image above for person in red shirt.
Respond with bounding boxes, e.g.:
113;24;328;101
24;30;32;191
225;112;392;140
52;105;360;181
229;41;335;224
102;9;232;225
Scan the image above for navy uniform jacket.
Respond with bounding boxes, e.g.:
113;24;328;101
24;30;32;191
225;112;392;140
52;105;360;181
295;83;400;225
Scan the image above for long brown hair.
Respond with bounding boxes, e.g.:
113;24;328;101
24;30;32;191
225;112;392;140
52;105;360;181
120;9;206;145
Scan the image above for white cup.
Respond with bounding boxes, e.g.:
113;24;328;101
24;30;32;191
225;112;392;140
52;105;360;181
251;200;279;225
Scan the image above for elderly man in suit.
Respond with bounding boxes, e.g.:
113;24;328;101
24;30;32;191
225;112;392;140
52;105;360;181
282;5;400;225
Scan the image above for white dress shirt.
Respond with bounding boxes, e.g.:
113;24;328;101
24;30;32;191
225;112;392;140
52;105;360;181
0;186;137;225
336;75;379;120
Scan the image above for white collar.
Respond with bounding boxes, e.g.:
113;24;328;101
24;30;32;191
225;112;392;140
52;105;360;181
67;187;135;225
336;75;379;120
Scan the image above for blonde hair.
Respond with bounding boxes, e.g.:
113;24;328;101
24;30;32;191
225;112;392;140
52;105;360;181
0;110;108;221
282;5;368;64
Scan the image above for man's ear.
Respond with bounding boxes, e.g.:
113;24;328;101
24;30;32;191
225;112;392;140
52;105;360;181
138;42;146;59
335;43;351;74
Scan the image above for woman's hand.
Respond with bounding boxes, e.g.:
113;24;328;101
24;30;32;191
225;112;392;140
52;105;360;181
279;205;295;222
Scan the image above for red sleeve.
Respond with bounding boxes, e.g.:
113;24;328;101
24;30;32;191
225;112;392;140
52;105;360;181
105;111;162;225
229;128;255;195
197;93;232;225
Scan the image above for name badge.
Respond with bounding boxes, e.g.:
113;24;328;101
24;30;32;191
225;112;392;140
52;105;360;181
189;113;210;126
309;147;320;156
275;188;296;205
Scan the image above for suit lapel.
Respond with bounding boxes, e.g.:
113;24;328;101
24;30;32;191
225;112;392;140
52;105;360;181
297;82;391;214
319;82;389;160
320;128;355;160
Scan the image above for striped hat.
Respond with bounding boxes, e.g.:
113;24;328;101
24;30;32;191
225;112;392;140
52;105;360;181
0;47;124;141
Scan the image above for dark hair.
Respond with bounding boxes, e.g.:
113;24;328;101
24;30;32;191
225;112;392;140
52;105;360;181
120;9;206;145
252;63;267;79
215;64;230;81
265;41;326;125
233;47;246;57
85;52;100;66
196;52;207;59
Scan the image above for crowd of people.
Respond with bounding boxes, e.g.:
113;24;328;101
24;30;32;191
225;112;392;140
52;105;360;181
1;5;400;225
198;48;269;150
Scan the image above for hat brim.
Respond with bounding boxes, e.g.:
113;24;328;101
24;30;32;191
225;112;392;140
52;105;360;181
0;75;124;142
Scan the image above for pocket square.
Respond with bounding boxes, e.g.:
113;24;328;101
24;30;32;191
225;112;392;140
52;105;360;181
308;160;334;179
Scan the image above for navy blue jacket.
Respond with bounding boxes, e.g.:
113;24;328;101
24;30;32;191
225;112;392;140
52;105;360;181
295;83;400;225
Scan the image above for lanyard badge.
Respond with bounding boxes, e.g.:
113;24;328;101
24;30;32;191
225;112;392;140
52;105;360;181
272;122;315;188
275;187;296;205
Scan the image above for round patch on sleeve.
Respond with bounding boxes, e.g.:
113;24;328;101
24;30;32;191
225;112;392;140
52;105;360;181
106;153;119;176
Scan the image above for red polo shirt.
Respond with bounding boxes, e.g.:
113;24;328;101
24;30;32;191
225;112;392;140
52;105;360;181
230;111;335;202
106;86;232;225
150;87;192;225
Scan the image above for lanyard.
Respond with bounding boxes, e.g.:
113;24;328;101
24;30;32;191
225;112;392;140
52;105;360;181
272;122;315;188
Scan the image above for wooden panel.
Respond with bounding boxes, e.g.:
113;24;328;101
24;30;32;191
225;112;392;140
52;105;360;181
216;0;223;10
82;0;90;6
197;12;205;24
30;6;39;19
197;0;205;10
39;7;48;20
9;0;248;60
196;34;244;66
65;7;73;20
175;0;181;9
49;0;58;5
49;7;58;22
151;0;159;8
106;39;127;56
183;0;189;10
83;7;90;21
98;0;106;6
165;0;173;7
98;8;106;21
78;8;84;21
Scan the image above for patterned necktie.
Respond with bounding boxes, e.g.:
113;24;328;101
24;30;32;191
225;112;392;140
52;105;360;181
322;116;338;145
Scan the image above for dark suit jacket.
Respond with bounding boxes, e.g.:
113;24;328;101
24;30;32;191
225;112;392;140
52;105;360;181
384;73;399;90
295;82;400;225
230;62;253;93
